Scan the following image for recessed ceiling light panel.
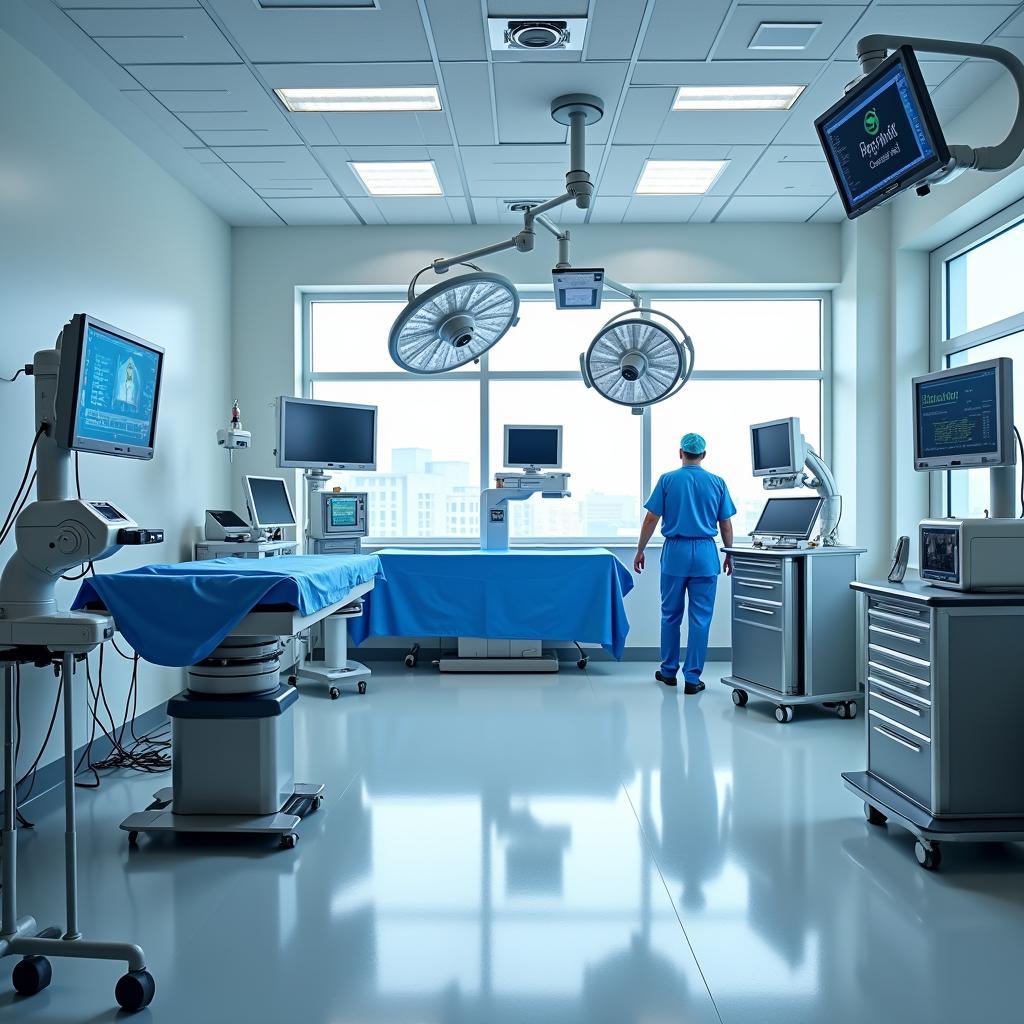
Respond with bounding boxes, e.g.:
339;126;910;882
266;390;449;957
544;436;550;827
275;86;441;112
748;22;821;51
350;161;443;196
673;85;805;111
634;160;728;196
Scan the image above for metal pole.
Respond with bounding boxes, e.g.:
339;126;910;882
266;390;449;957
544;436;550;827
61;653;80;940
570;110;586;173
2;664;17;937
432;237;520;273
989;465;1017;519
522;192;574;220
602;277;642;306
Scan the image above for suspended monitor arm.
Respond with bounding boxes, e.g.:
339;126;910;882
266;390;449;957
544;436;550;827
803;447;841;546
857;35;1024;179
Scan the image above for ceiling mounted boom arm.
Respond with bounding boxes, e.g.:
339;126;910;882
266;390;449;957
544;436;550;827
856;35;1024;176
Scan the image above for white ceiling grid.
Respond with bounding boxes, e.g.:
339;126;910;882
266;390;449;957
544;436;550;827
17;0;1021;225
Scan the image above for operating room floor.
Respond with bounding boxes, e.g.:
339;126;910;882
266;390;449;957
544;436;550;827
5;661;1024;1024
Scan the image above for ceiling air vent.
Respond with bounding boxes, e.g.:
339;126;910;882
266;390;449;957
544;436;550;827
488;17;587;53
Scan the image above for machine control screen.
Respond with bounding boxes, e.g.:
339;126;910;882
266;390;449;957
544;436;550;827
90;501;127;522
328;497;359;528
751;423;794;472
753;497;823;538
916;366;998;460
921;527;959;581
816;47;946;218
506;427;560;467
74;325;161;449
248;477;296;528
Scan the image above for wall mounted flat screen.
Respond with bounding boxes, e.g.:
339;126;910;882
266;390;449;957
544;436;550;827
815;46;949;219
55;314;164;459
913;358;1015;470
277;395;377;470
752;497;824;539
504;425;563;469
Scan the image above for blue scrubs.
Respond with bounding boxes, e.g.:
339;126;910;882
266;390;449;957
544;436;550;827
645;466;736;682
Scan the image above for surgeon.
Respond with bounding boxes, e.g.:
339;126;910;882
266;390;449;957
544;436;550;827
634;433;736;693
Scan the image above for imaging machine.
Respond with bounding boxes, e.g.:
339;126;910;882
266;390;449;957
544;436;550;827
276;395;376;697
0;313;165;1012
721;417;865;722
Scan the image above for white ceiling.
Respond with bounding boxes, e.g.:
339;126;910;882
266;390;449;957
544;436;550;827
10;0;1024;226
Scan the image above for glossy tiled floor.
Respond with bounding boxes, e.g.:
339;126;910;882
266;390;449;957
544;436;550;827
5;661;1024;1023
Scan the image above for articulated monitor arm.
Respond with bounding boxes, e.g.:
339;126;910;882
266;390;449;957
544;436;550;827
803;448;841;546
856;35;1024;178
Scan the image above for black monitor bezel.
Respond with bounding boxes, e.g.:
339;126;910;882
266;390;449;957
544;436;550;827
815;45;950;220
276;395;378;471
55;313;164;460
751;496;825;540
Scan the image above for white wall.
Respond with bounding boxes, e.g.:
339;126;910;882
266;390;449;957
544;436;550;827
232;222;840;651
0;27;232;778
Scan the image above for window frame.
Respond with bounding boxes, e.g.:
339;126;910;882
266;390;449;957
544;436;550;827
929;197;1024;515
302;287;831;545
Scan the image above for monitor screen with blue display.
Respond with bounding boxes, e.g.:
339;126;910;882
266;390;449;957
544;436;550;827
505;425;562;469
913;358;1015;470
815;46;949;219
55;314;163;459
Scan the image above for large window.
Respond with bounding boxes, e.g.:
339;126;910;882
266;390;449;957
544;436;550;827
935;209;1024;518
305;292;826;541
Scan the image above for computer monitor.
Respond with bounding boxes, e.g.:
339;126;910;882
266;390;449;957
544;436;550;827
815;45;950;220
752;497;825;540
750;417;804;477
310;492;368;540
243;476;297;531
276;395;377;471
913;358;1015;471
504;425;563;470
54;314;164;459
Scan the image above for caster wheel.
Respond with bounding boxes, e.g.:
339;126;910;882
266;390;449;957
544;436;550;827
837;702;850;719
128;830;140;847
915;840;942;871
775;704;794;724
280;832;299;850
13;955;52;997
329;686;341;700
732;689;748;707
577;659;588;670
288;675;298;687
846;701;858;719
310;794;323;812
114;969;156;1012
358;680;367;695
404;655;415;668
864;802;887;827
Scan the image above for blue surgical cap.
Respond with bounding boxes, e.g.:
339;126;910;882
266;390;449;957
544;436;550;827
680;433;706;455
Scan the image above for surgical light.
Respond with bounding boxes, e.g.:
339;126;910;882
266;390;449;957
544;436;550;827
274;86;441;112
634;159;728;195
673;85;804;111
388;267;520;374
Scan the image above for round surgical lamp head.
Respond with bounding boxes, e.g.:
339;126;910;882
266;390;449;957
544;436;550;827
388;266;520;374
580;308;694;411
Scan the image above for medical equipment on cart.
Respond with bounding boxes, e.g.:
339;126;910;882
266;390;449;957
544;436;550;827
750;497;825;550
73;555;382;847
204;508;250;540
216;399;251;459
817;36;1024;218
0;313;165;1013
275;396;378;697
481;425;571;551
749;416;842;546
919;518;1024;591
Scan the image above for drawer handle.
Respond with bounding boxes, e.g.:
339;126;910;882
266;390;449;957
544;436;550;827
869;709;929;744
869;624;922;644
867;660;931;688
871;601;926;618
735;580;775;590
870;690;923;717
867;675;931;707
872;724;922;754
868;643;930;668
869;608;931;630
737;604;774;615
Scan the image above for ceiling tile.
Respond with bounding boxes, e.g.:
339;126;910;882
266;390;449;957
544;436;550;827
323;111;451;146
632;59;821;86
586;0;647;60
441;63;496;147
206;0;431;62
931;59;1003;121
121;90;201;147
66;8;240;63
421;0;487;60
460;144;603;198
716;194;828;221
492;62;628;144
736;145;835;195
656;108;793;146
254;62;439;90
623;195;702;222
611;87;675;145
376;197;455;224
588;196;630;223
599;143;764;196
713;5;867;62
809;195;846;222
690;196;729;222
58;0;199;5
212;145;337;197
850;5;1019;45
265;197;361;224
487;0;589;14
639;0;733;61
347;197;388;224
471;197;503;223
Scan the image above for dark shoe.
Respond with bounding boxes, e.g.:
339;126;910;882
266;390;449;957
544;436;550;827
683;680;706;695
655;671;677;687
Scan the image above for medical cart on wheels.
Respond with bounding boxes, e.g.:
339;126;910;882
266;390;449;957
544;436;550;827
844;577;1024;870
722;546;865;722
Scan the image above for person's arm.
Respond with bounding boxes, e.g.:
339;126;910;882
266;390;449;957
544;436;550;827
720;517;734;575
635;511;660;573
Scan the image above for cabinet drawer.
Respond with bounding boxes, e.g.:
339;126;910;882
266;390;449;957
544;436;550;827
867;684;931;738
867;597;931;627
869;713;932;810
867;618;930;663
867;643;931;685
731;557;783;581
733;593;783;628
733;575;784;600
732;617;794;694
